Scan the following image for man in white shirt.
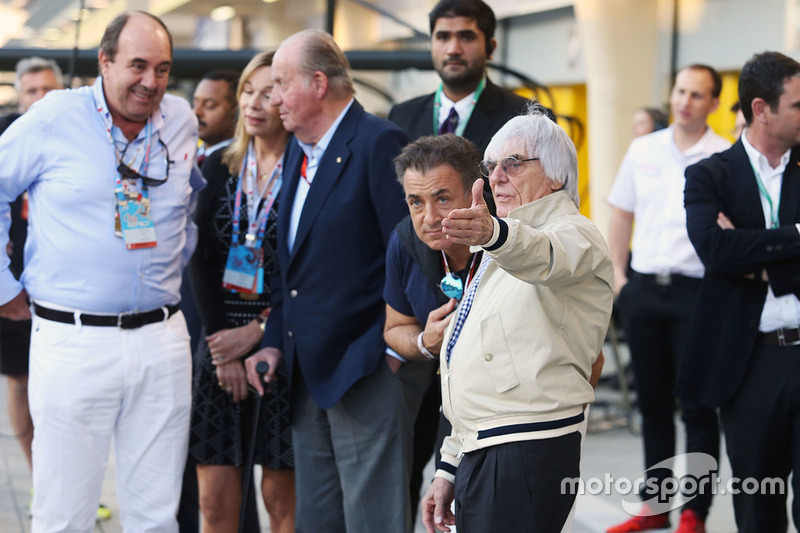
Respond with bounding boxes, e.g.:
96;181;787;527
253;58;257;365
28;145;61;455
607;64;730;533
682;51;800;533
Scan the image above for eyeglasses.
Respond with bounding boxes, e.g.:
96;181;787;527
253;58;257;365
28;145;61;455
117;139;171;188
479;157;540;178
440;274;463;301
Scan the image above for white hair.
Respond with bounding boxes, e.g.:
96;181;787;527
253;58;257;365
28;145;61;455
485;104;579;206
14;57;63;92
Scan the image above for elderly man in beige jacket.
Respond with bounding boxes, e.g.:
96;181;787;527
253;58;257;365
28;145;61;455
421;104;614;533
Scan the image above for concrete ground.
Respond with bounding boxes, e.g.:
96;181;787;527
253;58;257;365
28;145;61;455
0;345;794;533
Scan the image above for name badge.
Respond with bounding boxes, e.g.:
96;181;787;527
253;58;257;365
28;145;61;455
222;245;264;293
117;197;157;249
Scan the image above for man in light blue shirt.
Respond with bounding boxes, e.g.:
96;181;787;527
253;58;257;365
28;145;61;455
0;11;203;533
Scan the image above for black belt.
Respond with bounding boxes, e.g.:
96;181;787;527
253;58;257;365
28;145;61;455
33;303;179;329
760;327;800;347
631;271;701;288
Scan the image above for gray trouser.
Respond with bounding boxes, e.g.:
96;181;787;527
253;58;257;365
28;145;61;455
292;359;428;533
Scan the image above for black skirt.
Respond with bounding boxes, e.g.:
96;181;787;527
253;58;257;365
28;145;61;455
189;330;293;469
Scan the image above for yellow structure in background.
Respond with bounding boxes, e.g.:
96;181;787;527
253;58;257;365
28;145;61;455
516;84;592;218
708;71;741;143
515;71;741;221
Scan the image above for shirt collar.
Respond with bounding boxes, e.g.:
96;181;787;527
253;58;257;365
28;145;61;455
297;98;355;160
199;138;233;157
741;127;791;176
439;76;485;119
660;125;717;157
92;76;165;140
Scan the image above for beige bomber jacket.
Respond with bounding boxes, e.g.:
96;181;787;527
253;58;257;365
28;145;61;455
436;190;614;483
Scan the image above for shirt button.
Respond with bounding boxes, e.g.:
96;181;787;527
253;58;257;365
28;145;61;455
288;331;294;338
290;289;298;298
484;353;493;362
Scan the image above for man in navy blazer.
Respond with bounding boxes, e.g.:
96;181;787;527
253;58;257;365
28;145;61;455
681;51;800;531
245;29;415;532
388;0;530;157
389;74;528;160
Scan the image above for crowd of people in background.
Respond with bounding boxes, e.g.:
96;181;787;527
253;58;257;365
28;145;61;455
1;2;800;533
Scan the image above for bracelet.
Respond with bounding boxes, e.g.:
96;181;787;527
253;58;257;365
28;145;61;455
256;314;268;333
417;331;436;360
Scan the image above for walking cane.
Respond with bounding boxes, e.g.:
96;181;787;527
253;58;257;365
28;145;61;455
237;361;269;533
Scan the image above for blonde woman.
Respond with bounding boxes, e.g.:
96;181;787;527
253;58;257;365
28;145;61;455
188;50;294;533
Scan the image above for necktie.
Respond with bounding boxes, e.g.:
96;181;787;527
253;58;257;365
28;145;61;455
438;107;459;135
197;154;207;167
445;254;491;364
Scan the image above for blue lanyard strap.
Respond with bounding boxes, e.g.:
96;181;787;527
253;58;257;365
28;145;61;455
432;77;486;137
231;142;283;248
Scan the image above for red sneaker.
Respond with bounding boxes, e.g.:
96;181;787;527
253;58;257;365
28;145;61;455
607;510;670;533
674;509;705;533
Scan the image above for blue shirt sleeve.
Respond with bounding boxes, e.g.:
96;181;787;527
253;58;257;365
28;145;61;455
384;230;415;317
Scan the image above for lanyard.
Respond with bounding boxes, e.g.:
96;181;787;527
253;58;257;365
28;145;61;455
113;122;152;205
432;77;486;137
93;83;153;197
441;250;480;290
751;163;780;229
301;155;311;185
231;142;283;248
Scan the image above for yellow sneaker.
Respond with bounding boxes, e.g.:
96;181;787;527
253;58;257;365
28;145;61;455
29;491;112;522
96;503;112;522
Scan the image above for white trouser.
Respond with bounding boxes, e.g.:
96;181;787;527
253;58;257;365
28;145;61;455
28;312;192;533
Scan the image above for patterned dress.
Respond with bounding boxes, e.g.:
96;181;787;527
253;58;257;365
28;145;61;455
188;149;293;469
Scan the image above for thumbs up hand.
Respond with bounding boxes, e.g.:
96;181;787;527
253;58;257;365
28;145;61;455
442;179;494;246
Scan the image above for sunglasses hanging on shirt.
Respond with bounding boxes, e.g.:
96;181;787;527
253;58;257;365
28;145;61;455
439;251;480;301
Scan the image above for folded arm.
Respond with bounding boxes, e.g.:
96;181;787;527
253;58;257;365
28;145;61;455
685;162;800;279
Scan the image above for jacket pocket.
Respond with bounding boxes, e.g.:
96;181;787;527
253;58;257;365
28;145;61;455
479;313;520;393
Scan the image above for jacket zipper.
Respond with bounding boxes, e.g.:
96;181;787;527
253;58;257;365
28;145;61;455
443;364;466;458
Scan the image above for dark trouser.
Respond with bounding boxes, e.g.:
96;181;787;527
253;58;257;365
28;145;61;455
454;433;580;532
721;342;800;532
291;360;417;533
618;272;720;517
176;456;199;533
408;365;441;518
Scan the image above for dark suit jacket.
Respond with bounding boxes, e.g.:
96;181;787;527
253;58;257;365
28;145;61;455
387;78;530;156
262;100;410;409
679;140;800;408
